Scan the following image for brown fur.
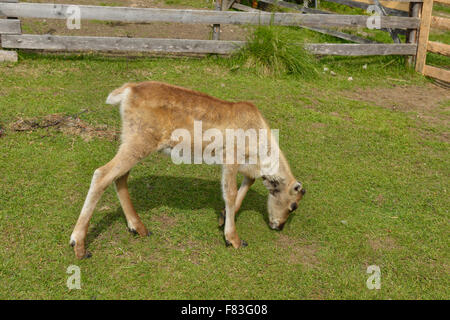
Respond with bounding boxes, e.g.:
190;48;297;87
70;81;305;259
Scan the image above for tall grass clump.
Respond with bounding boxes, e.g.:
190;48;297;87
236;25;319;78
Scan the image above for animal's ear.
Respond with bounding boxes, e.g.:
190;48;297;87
262;176;280;196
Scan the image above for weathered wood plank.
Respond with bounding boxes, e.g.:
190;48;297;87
406;1;421;67
0;0;19;3
0;3;420;28
0;49;17;62
0;18;20;34
431;16;450;31
415;0;433;73
305;43;417;55
423;65;450;82
222;0;236;10
1;34;418;56
0;34;246;54
231;3;260;12
427;41;450;56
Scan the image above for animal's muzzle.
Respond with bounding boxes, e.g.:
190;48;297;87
270;222;285;231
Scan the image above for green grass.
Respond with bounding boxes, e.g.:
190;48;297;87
236;26;320;77
434;3;450;15
163;0;214;9
0;50;448;299
0;0;449;300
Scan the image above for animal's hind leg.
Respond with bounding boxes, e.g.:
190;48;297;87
70;142;152;259
115;171;150;237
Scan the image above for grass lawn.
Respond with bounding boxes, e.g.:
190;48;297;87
1;51;448;299
0;1;449;300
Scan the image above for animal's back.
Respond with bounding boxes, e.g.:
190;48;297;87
106;81;266;130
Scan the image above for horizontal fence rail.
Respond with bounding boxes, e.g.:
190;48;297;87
1;34;418;56
0;35;246;54
423;65;450;82
0;3;420;29
430;16;450;30
305;43;417;55
427;41;450;56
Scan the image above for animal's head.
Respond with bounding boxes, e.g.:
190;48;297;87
262;176;306;231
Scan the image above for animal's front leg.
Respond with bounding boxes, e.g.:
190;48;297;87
219;176;255;227
222;165;247;248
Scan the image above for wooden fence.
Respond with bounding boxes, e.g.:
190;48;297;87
414;0;450;82
0;0;447;82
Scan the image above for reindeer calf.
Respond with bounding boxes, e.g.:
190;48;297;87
70;81;305;259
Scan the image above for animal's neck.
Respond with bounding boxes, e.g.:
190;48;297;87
261;147;295;185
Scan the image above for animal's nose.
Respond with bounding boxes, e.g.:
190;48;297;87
270;222;285;231
301;188;306;196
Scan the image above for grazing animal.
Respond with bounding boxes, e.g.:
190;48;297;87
70;81;305;259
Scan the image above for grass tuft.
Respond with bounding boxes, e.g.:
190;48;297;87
236;26;320;78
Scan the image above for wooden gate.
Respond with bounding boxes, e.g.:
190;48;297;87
415;0;450;82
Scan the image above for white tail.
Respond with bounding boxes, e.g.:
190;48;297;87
105;86;131;105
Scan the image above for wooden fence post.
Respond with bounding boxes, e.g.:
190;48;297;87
406;2;422;67
212;1;235;41
0;0;19;62
415;0;433;73
212;0;221;40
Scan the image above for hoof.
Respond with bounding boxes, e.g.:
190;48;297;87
71;239;90;260
128;227;151;237
224;238;248;248
128;227;138;235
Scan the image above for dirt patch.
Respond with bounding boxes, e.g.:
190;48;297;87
9;112;119;141
345;84;450;126
276;234;320;268
368;236;398;251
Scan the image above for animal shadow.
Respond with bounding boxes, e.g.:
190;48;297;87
87;175;267;243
